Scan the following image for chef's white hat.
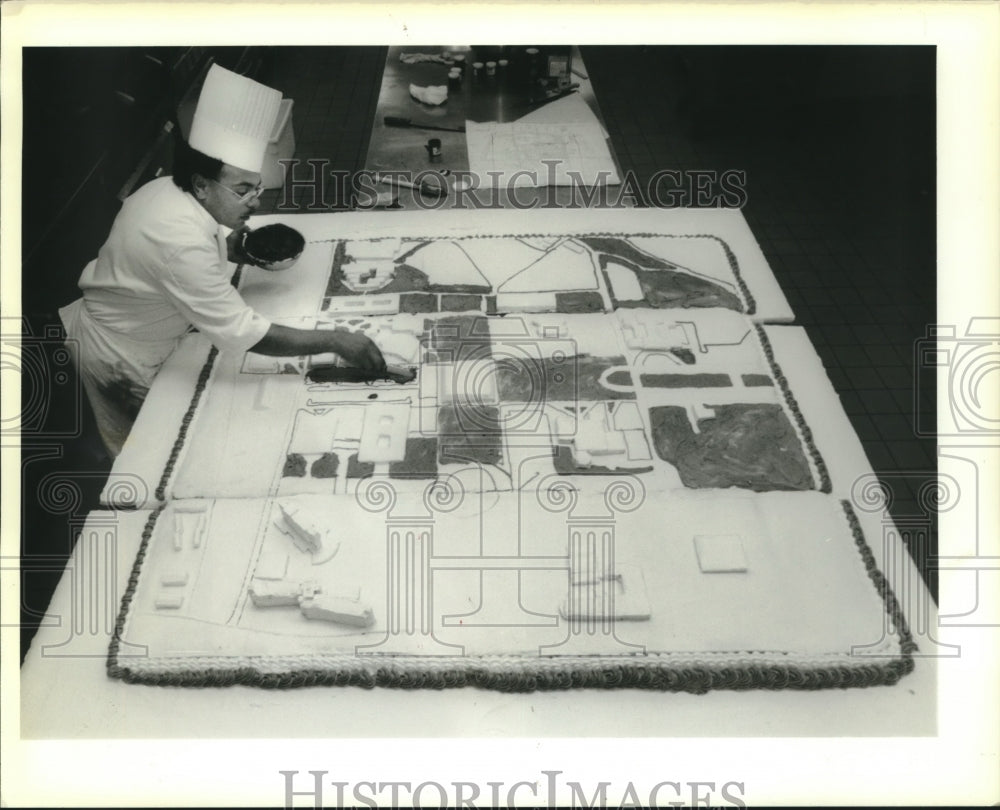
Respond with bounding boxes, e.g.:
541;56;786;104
189;64;282;173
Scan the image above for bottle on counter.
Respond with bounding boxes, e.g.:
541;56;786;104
526;47;540;84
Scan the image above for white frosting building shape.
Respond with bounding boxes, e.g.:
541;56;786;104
299;594;376;628
276;502;340;564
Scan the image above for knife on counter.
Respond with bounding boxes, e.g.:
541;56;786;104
383;115;466;133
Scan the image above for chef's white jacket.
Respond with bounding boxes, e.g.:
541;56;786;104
59;176;271;456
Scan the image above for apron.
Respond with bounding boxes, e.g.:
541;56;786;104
59;297;183;458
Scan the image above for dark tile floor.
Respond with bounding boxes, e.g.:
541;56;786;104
19;45;937;660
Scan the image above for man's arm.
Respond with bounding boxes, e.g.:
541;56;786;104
249;324;385;371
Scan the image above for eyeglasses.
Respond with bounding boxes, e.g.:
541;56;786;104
209;178;264;204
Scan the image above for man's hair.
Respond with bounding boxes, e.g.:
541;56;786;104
171;138;223;193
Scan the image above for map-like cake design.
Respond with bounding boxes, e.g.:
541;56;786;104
106;222;912;693
321;233;752;316
649;403;814;491
579;235;744;311
109;491;914;690
167;308;826;501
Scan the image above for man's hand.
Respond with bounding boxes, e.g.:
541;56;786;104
251;324;386;369
328;329;386;372
226;226;253;264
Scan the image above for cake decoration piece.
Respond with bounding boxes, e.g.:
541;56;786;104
694;534;749;573
172;501;209;550
687;403;718;430
248;579;301;607
154;595;185;610
650;403;815;492
276;502;320;550
298;580;323;601
276;502;339;562
560;565;651;622
159;572;189;587
299;594;376;628
248;578;323;608
358;403;412;463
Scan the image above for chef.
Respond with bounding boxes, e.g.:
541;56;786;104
59;65;384;457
